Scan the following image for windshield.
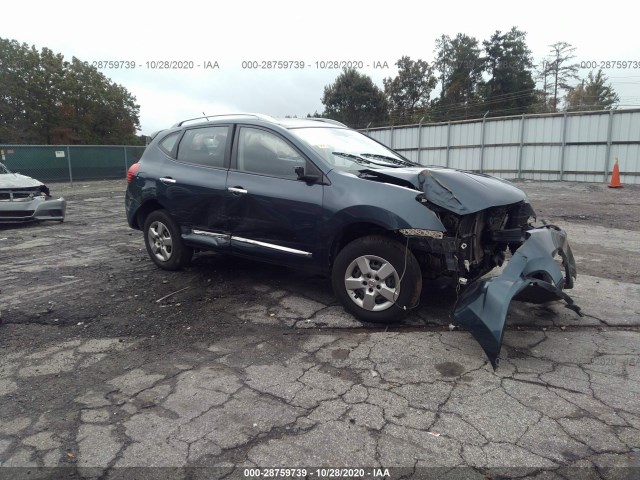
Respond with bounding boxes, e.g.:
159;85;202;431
291;127;417;170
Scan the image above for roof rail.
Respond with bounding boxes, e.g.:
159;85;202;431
305;118;348;127
171;113;278;128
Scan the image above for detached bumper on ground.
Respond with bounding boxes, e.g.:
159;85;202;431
453;226;582;368
0;195;66;223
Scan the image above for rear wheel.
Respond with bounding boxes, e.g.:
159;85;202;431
331;235;422;323
143;210;193;270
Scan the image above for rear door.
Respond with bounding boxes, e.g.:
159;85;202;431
226;125;324;268
156;125;232;247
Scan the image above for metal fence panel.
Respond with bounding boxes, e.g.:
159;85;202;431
362;109;640;184
423;123;449;149
566;112;609;143
485;119;520;145
423;149;447;166
563;144;608;182
612;110;640;142
393;127;420;151
450;146;481;171
523;115;564;143
521;145;562;181
451;122;482;146
483;146;520;174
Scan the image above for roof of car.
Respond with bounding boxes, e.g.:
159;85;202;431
171;114;347;129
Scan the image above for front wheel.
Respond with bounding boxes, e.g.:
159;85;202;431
143;210;193;270
331;235;422;323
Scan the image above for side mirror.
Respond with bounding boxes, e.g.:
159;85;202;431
294;166;319;184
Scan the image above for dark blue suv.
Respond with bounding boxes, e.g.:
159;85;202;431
125;114;579;366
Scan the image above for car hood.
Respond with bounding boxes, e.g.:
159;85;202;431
359;166;527;215
0;173;45;190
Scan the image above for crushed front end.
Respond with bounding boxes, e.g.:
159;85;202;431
347;166;581;368
406;199;537;290
0;184;66;223
403;196;581;369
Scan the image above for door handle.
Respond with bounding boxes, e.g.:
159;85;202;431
160;177;176;184
228;186;248;194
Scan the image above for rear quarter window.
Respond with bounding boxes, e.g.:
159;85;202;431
159;132;180;155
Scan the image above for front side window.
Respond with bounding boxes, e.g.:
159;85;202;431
177;126;229;167
237;127;306;179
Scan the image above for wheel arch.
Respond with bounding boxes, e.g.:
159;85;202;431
132;199;166;230
329;221;405;269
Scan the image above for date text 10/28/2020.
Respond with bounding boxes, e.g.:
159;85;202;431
88;60;391;70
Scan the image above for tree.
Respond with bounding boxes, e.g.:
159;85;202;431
482;27;537;117
0;37;141;144
565;69;619;111
544;42;580;112
532;58;554;113
0;39;41;143
432;34;484;121
383;56;436;124
321;68;388;128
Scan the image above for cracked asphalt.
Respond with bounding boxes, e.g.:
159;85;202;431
1;179;639;479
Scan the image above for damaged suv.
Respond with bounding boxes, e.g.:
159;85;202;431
125;114;580;366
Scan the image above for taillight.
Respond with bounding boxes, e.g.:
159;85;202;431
127;163;140;183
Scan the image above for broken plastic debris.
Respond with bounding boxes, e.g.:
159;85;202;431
427;431;441;437
448;324;457;331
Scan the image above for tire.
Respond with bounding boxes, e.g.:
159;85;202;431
143;210;193;270
331;235;422;324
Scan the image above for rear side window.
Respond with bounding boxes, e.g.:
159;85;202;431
159;132;180;154
177;126;229;168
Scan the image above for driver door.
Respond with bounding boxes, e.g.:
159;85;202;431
226;126;324;269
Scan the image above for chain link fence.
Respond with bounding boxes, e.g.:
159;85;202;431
0;145;146;184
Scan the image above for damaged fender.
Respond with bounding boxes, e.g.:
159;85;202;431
453;226;582;369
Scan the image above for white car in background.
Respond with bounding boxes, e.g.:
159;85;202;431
0;162;66;223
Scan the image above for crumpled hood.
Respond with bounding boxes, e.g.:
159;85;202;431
360;167;527;215
0;173;45;190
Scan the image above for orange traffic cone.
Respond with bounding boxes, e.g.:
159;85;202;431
608;160;623;188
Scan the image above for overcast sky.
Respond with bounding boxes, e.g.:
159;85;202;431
4;0;639;134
